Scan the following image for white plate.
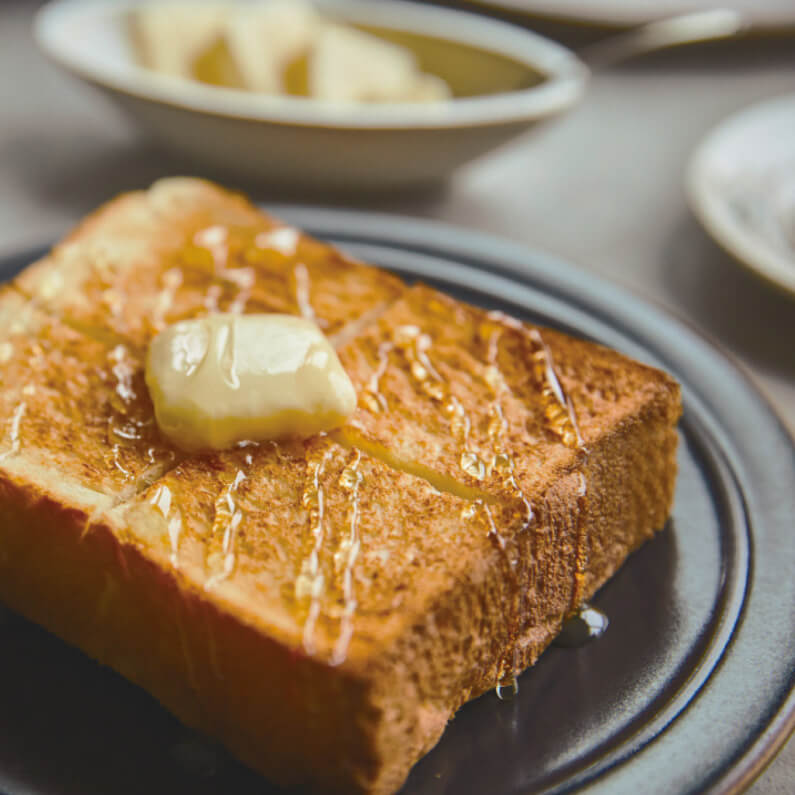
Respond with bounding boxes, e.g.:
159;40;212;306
686;94;795;298
34;0;588;191
470;0;795;30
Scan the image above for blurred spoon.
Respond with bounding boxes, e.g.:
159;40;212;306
578;9;747;69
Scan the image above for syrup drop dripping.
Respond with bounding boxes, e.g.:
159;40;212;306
495;676;519;701
554;604;609;648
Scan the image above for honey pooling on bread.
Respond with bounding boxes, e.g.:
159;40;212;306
0;178;680;795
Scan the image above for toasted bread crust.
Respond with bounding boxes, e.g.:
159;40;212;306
0;179;681;794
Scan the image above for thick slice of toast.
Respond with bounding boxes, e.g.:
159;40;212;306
0;179;681;794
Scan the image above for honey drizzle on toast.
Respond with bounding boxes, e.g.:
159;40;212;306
523;327;590;617
152;267;184;333
392;324;488;483
480;324;536;694
360;341;392;413
188;224;327;328
107;344;142;480
149;483;184;568
0;401;25;461
482;325;533;523
297;446;334;656
293;262;316;324
395;319;547;690
105;344;172;484
193;225;256;315
331;449;363;665
354;317;554;687
482;314;594;686
526;328;590;615
254;226;299;257
528;329;584;450
193;225;229;270
221;266;255;315
205;460;249;589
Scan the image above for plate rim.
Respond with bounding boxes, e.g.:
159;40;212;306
2;209;794;794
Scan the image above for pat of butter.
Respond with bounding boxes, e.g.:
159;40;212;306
146;314;356;452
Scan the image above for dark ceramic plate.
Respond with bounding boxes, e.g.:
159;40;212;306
0;210;793;795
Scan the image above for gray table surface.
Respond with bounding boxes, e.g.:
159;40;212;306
1;1;793;792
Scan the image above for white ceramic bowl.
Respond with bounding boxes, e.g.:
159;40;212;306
34;0;589;191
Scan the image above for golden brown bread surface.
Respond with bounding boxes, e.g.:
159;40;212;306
0;178;681;794
14;178;403;353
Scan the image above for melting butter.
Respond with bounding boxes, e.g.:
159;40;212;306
146;314;356;452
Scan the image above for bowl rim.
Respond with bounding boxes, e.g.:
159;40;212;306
34;0;590;131
685;92;795;299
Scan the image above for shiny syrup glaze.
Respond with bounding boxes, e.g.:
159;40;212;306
482;316;594;691
360;317;571;692
481;320;531;696
486;311;584;449
293;262;316;324
528;327;584;449
149;483;184;568
553;603;609;648
296;445;333;656
495;673;520;701
392;324;490;483
360;341;393;413
191;225;257;316
161;222;311;337
204;460;250;590
481;323;533;522
524;331;590;613
254;226;300;257
522;325;591;616
330;449;363;665
223;267;256;316
152;267;184;332
105;343;173;482
107;344;146;480
0;401;26;462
